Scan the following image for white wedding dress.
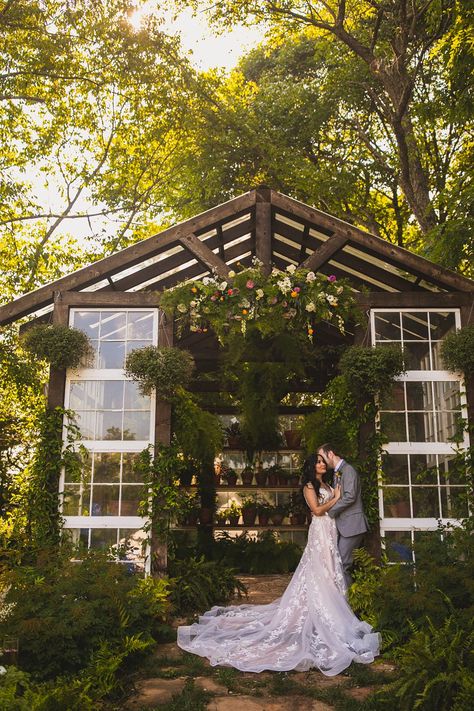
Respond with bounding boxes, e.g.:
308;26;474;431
177;487;381;675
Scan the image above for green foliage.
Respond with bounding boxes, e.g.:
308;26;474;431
339;345;405;401
158;678;212;711
125;346;195;398
441;326;474;376
0;548;170;680
21;324;92;370
168;556;247;615
173;390;223;466
377;613;474;711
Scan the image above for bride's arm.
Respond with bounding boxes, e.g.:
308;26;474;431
304;485;341;516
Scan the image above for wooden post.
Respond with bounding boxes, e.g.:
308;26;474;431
255;188;272;275
460;304;474;430
47;291;69;411
151;310;173;576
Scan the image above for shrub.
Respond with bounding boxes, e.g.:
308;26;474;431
209;530;302;574
441;326;474;376
339;344;405;400
168;556;247;615
0;549;170;679
21;324;92;370
125;345;194;398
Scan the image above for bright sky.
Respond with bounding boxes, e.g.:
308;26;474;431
129;3;263;70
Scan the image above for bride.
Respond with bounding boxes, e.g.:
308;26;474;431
177;453;381;675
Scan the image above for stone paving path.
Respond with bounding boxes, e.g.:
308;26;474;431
124;575;395;710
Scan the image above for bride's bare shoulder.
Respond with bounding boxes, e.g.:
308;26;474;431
304;483;315;490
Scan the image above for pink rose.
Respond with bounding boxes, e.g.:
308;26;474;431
210;295;217;301
246;280;255;289
269;296;278;305
328;275;337;282
293;286;301;293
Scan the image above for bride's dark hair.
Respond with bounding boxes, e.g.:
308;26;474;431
301;454;332;501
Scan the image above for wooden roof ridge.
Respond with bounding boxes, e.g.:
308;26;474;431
270;191;474;293
1;187;473;327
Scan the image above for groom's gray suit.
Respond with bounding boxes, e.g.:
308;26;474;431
328;460;369;587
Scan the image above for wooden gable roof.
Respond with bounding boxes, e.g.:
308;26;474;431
1;187;473;327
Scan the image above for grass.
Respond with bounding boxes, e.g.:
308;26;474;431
148;679;212;711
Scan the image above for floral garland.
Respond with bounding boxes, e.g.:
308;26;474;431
160;259;355;342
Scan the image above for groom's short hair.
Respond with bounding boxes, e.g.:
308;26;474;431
318;442;339;456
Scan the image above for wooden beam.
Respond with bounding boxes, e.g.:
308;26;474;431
355;292;473;308
270;191;474;293
60;292;161;307
178;233;230;279
460;304;474;427
0;191;257;325
47;292;69;411
255;189;272;274
300;233;348;271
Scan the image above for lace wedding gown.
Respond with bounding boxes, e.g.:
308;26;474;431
177;487;381;675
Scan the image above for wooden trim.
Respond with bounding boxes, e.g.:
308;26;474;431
255;189;272;275
178;233;230;278
270;191;474;293
0;191;257;325
60;292;161;306
47;292;69;410
300;233;348;271
355;292;473;308
460;304;474;428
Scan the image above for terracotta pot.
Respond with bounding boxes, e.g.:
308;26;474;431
225;473;238;486
290;513;307;526
227;436;242;449
284;430;302;449
199;507;213;525
241;471;254;486
255;471;268;486
270;513;284;525
186;511;199;526
258;512;270;526
278;474;289;486
289;476;300;487
267;472;279;487
228;515;240;526
242;508;257;525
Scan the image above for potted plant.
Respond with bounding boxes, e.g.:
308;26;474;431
21;324;93;370
241;465;254;486
179;492;200;526
289;493;307;525
266;464;281;487
125;345;195;398
255;462;268;486
222;467;238;487
224;419;243;449
277;469;293;487
280;415;304;449
256;500;273;526
216;509;229;526
269;503;288;526
241;496;258;526
227;502;242;525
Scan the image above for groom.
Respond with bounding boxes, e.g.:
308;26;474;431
318;443;369;588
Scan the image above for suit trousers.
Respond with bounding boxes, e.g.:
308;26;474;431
338;532;365;588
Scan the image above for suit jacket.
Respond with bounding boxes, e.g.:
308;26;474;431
328;461;369;537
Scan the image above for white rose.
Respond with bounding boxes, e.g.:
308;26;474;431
202;277;211;285
190;300;197;307
305;302;316;312
337;286;343;294
256;289;264;300
286;264;297;274
239;298;251;308
306;271;316;282
177;303;187;313
327;295;338;306
218;281;228;291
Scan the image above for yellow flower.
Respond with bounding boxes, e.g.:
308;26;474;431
242;308;248;315
290;290;299;298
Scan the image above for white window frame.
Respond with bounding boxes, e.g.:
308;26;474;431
370;308;470;546
60;307;159;572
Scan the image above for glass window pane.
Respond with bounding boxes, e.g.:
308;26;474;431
429;312;456;340
126;340;151;357
100;312;126;340
74;411;95;440
69;381;99;410
120;486;142;516
100;381;124;410
63;528;89;550
122;412;150;440
411;487;440;517
380;382;405;410
406;382;432;411
433;382;461;411
440;487;469;518
380;412;407;441
97;411;123;440
408;411;436;442
383;487;411;517
410;454;438;484
413;530;442;558
62;485;81;515
382;454;409;484
431;341;445;370
403;341;431;370
436;411;462;442
127;312;154;339
93;453;121;482
79;486;91;515
98;341;125;369
374;312;401;341
73;312;100;339
90;528;118;551
122;453;142;483
383;531;413;562
91;485;120;515
402;312;428;340
64;450;91;484
124;381;150;410
438;454;465;485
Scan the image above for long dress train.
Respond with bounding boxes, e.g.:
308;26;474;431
177;488;381;675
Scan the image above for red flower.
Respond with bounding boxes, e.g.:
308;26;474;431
328;275;337;282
